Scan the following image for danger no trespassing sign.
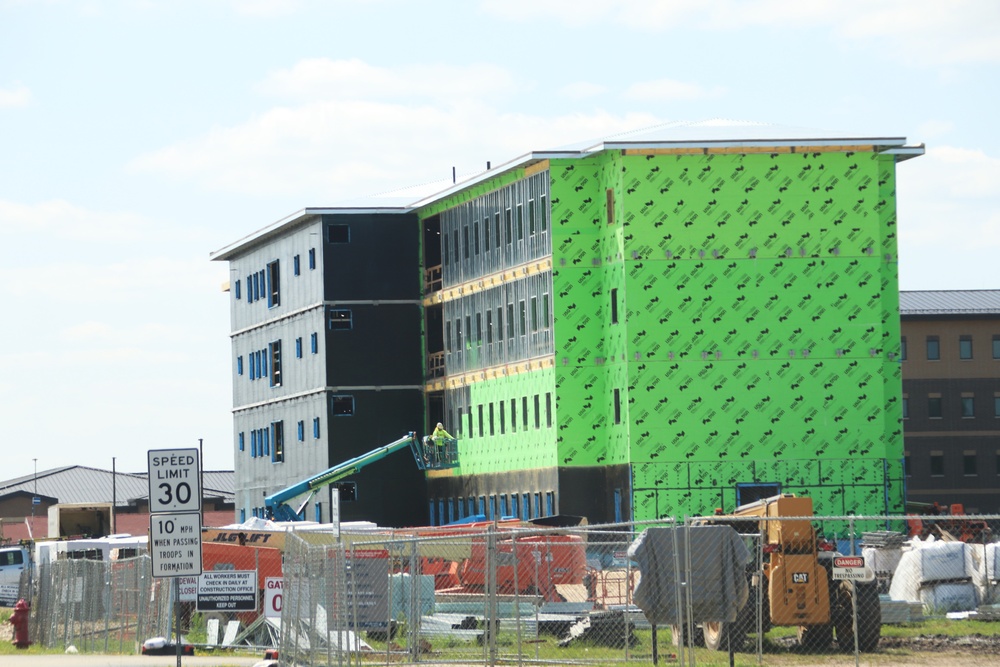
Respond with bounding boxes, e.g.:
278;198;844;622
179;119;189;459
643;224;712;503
832;556;874;582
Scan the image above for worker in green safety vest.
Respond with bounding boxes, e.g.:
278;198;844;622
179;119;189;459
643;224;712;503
425;422;454;466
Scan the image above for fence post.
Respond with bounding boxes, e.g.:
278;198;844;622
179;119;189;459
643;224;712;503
625;534;632;663
486;523;498;667
409;540;419;663
513;532;522;666
850;516;859;667
102;560;110;654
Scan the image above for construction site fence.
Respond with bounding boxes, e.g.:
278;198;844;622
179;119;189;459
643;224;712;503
14;514;1000;666
277;514;1000;667
24;555;173;653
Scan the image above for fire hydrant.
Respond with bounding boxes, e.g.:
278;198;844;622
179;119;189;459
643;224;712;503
8;598;30;649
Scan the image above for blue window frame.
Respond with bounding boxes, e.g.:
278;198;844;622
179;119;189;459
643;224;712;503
309;248;316;269
249;355;256;380
332;395;354;416
234;279;241;300
261;350;268;377
293;255;300;276
297;420;304;441
251;430;258;458
240;509;246;522
545;492;554;516
263;428;270;456
295;337;302;358
271;421;284;463
313;417;320;439
314;504;322;522
268;341;282;388
328;308;352;330
238;432;244;451
311;332;318;354
428;500;436;526
237;356;243;376
266;261;280;308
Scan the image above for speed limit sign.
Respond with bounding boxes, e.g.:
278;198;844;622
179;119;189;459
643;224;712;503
148;448;202;514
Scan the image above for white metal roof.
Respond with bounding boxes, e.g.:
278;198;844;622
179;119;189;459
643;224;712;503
211;120;923;261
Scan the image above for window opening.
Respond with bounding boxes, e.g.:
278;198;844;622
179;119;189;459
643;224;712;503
267;260;280;308
328;308;353;330
332;395;355;416
328;225;350;243
272;421;284;463
269;341;282;387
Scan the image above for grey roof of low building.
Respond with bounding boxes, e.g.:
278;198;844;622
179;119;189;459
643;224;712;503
0;466;234;507
900;290;1000;316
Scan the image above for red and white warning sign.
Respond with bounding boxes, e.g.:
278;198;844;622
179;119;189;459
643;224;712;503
264;577;282;618
832;556;874;582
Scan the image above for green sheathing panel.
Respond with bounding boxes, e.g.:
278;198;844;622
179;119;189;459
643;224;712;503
454;366;558;475
610;150;903;520
550;154;633;469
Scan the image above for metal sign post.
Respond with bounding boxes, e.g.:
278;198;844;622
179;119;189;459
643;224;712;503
148;447;204;667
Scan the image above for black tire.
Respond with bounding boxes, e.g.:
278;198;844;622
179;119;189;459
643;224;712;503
797;623;833;651
669;623;704;647
834;581;881;652
703;621;746;652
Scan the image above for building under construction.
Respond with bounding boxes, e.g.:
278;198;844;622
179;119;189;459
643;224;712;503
212;122;923;527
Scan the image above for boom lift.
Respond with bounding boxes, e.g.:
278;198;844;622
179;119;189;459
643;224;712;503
688;494;881;652
264;431;457;521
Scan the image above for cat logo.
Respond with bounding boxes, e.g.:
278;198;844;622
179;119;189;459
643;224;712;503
792;572;809;584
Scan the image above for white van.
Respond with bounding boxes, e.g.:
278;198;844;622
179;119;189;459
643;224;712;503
0;545;30;606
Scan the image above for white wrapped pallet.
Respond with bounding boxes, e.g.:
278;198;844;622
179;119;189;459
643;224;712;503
862;546;902;574
920;581;978;614
987;543;1000;581
889;538;973;605
916;541;969;583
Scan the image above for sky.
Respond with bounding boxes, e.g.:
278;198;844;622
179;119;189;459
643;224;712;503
1;0;998;478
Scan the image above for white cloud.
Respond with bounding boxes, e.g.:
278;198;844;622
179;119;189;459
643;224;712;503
558;82;608;100
896;143;1000;289
0;83;31;108
625;78;725;102
221;0;305;17
131;72;663;198
255;58;522;102
917;120;955;139
0;198;152;242
479;0;1000;65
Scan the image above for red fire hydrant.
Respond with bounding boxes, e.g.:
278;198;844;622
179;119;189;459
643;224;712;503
9;598;30;649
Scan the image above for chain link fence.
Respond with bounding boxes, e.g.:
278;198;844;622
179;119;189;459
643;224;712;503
277;514;1000;667
16;512;1000;665
27;555;172;652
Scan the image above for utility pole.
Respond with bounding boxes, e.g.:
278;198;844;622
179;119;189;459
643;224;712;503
112;457;117;535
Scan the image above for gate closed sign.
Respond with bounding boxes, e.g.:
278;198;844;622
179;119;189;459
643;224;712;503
197;571;257;612
832;556;874;582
